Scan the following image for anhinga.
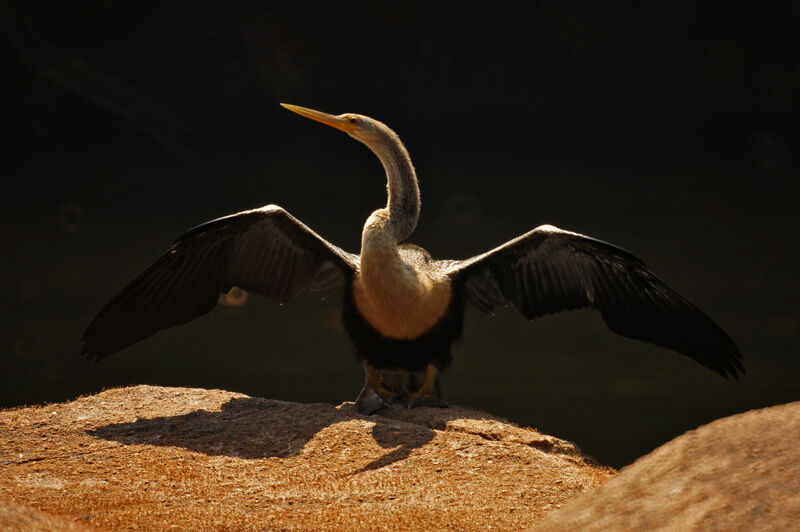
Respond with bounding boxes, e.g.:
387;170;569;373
82;104;744;414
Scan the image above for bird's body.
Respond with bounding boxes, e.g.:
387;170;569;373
347;239;465;372
355;218;454;341
82;104;744;414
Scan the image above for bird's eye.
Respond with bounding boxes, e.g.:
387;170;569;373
348;116;358;125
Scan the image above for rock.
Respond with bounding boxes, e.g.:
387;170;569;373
531;402;800;531
0;499;94;531
0;385;613;531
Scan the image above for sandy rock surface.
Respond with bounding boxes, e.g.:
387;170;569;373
0;385;612;531
532;401;800;531
0;499;96;532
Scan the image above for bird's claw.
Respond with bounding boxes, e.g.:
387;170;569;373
399;363;449;409
355;385;398;415
404;393;449;409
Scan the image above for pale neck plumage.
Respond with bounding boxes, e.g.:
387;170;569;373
354;127;454;340
364;130;420;243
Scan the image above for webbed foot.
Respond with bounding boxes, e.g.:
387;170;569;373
402;363;449;410
355;362;400;415
355;385;393;415
407;393;449;409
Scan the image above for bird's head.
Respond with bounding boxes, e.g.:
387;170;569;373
281;103;418;240
280;103;391;147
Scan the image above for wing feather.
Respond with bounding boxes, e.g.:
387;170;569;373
82;205;358;360
446;225;743;378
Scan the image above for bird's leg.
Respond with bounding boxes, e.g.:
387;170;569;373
404;363;449;409
380;370;414;397
355;362;399;415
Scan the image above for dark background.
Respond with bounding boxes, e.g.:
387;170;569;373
2;2;798;468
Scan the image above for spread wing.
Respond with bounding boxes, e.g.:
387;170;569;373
444;225;743;379
81;204;358;360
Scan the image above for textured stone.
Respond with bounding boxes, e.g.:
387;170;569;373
532;402;800;531
1;385;612;531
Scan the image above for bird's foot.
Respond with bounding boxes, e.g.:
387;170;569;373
355;386;389;415
405;392;449;409
400;363;449;409
355;384;398;415
356;368;400;416
355;362;403;415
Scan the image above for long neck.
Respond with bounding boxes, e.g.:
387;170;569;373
366;132;420;243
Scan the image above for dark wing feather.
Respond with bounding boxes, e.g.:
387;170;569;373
81;205;358;360
445;225;744;379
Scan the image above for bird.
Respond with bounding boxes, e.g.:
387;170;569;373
82;103;744;415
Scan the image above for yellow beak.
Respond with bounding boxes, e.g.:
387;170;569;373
280;103;352;133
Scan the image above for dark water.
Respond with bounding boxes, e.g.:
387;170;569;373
3;2;799;469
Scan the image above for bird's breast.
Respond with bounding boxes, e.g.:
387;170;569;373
353;246;452;340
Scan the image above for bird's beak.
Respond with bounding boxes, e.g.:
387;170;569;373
280;103;352;133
